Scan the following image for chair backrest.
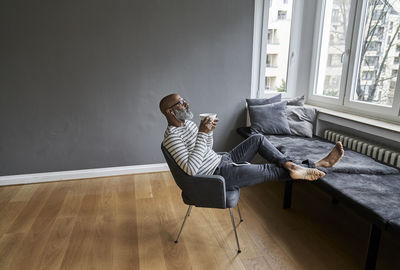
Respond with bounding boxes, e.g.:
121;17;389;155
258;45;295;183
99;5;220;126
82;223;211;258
161;144;188;191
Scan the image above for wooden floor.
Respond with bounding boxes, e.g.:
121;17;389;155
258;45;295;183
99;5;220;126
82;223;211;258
0;172;399;270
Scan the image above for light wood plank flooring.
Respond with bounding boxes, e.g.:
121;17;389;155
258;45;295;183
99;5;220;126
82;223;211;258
0;172;399;270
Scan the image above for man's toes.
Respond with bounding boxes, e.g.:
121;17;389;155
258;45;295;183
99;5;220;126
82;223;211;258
335;142;343;150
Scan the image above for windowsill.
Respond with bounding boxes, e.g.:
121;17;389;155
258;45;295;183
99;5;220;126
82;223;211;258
305;104;400;134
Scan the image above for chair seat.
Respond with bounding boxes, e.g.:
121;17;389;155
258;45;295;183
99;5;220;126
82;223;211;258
181;188;240;209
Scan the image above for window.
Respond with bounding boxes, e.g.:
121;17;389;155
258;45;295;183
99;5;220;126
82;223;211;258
251;0;296;97
267;29;279;44
352;0;400;107
278;10;287;20
332;9;341;23
374;26;384;38
266;54;278;67
309;0;400;121
284;0;289;3
328;54;342;66
367;41;382;51
313;0;352;99
364;56;379;68
362;71;376;80
372;9;384;20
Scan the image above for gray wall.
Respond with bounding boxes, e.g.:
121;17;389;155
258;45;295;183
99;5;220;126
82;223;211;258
0;0;253;176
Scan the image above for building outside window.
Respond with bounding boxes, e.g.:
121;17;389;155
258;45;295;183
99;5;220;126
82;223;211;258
264;0;294;94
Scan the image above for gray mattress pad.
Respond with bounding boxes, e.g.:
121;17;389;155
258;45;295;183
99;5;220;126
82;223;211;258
263;134;399;175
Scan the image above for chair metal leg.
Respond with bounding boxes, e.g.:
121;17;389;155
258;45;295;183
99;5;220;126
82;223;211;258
187;205;192;216
175;205;192;243
237;204;243;223
229;208;241;253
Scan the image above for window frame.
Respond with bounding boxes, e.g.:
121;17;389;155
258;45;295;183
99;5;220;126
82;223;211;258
307;0;400;123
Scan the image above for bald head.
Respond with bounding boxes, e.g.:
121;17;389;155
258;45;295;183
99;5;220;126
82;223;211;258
159;93;180;115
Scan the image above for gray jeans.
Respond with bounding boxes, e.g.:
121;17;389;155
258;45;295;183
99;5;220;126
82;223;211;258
213;134;315;190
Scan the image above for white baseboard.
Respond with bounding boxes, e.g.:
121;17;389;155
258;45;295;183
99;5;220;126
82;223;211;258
0;163;170;186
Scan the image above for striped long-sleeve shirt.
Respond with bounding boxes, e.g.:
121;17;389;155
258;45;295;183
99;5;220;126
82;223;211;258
163;120;222;175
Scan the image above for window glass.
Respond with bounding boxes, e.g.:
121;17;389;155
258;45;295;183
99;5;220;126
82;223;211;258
352;0;400;106
314;0;352;98
264;0;294;94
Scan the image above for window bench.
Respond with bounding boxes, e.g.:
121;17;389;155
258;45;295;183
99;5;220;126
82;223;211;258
237;126;400;270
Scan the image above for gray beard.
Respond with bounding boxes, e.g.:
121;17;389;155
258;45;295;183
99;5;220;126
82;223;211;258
174;108;193;121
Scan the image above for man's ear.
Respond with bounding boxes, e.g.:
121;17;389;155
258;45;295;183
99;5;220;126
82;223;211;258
166;108;175;116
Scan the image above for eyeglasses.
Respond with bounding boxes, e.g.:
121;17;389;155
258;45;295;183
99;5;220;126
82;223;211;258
168;98;188;109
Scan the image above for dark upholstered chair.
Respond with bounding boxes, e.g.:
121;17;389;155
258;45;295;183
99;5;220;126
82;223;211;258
161;144;243;253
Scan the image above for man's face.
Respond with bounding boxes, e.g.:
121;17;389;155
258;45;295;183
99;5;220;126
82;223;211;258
168;95;193;121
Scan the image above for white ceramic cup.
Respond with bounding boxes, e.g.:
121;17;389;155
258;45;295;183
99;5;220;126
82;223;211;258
199;113;217;122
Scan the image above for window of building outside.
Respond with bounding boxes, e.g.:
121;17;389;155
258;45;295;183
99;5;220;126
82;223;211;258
310;0;400;121
278;10;287;20
263;0;294;94
364;56;379;67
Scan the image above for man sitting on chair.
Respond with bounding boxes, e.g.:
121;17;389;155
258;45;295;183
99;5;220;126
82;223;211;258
160;93;344;190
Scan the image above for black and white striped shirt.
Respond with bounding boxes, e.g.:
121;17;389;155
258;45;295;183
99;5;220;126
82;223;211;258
163;120;222;175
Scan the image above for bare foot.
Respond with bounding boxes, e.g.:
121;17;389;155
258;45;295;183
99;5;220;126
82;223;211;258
315;142;344;168
285;163;326;181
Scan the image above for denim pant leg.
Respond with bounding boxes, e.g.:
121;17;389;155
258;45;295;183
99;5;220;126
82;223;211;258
229;134;291;166
214;161;290;190
214;156;323;190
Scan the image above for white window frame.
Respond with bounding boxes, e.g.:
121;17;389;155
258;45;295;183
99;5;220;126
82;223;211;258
251;0;303;99
308;0;400;123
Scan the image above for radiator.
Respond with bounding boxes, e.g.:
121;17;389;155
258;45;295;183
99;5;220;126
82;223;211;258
323;130;400;169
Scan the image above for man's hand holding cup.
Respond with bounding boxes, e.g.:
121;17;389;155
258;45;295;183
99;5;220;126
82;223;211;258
199;113;218;134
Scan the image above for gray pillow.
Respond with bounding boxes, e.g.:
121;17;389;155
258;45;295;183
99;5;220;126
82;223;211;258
287;95;305;106
249;101;291;135
246;94;281;106
286;106;318;138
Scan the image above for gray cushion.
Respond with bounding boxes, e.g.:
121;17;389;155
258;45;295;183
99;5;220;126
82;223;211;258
287;95;305;106
249;101;291;135
318;173;400;224
246;94;281;106
286;106;318;138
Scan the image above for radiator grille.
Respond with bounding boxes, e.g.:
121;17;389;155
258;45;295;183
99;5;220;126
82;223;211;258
323;130;400;169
